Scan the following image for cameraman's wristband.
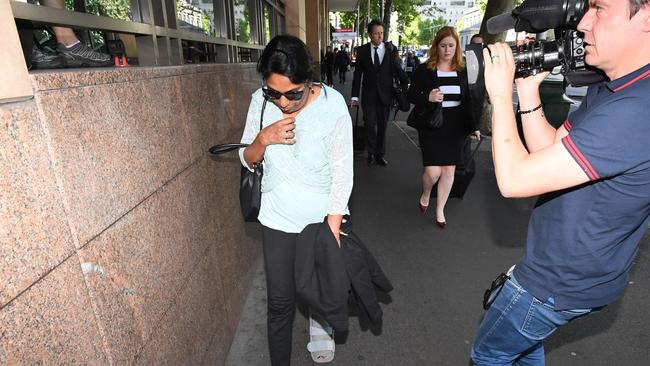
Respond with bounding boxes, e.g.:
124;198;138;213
518;103;543;115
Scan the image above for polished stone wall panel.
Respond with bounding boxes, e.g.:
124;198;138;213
77;160;215;364
0;255;108;364
205;154;261;335
2;64;262;365
135;242;229;365
0;102;76;307
35;76;192;246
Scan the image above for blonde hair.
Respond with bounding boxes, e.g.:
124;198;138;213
426;26;464;71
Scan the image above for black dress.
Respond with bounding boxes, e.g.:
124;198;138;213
407;66;477;166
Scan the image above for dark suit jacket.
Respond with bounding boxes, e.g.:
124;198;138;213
295;217;393;332
352;42;408;106
407;64;478;133
335;50;349;68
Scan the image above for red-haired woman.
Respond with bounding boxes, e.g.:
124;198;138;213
407;26;480;228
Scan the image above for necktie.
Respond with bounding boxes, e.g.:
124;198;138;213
374;46;380;67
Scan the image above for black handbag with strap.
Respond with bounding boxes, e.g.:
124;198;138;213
406;69;443;130
208;98;267;222
406;102;443;130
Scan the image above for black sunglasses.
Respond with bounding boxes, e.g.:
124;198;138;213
482;273;509;310
262;84;308;101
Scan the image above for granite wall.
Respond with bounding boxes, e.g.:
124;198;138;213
0;64;262;365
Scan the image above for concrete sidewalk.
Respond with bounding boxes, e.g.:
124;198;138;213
224;70;650;366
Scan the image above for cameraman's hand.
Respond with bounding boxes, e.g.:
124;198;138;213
483;43;516;104
514;71;549;100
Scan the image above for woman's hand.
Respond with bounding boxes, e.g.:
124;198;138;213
428;88;444;103
257;117;296;146
483;43;516;104
327;214;342;247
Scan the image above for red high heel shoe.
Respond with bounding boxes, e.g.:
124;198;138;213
419;202;428;214
436;220;447;229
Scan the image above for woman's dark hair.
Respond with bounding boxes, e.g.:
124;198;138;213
257;35;314;84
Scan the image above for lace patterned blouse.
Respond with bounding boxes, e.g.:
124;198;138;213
239;85;353;233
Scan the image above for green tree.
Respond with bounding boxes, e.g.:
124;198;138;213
65;0;131;20
338;11;357;29
239;17;250;43
201;14;211;35
416;16;447;46
357;0;424;42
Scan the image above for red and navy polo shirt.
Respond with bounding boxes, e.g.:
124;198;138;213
513;63;650;310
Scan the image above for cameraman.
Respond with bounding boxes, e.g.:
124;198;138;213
471;0;650;365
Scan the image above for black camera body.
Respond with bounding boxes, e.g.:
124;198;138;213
487;0;606;86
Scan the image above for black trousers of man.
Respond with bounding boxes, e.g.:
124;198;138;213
339;66;347;84
363;91;391;162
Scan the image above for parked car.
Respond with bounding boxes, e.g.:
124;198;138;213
415;49;428;65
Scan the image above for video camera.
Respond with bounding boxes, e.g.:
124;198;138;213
478;0;606;86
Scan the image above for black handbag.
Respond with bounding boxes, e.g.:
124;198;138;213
208;99;267;222
406;102;443;130
406;69;443;130
393;84;410;112
387;41;410;112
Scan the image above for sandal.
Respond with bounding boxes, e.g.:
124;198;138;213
307;315;335;363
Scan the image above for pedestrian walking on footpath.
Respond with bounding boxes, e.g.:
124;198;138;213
407;26;480;228
350;19;409;167
239;35;353;365
335;45;350;84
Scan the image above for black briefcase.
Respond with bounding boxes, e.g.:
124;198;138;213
451;138;483;199
351;105;365;151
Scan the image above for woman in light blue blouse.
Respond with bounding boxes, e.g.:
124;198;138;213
239;35;353;365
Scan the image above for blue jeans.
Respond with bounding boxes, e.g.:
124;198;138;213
471;275;597;366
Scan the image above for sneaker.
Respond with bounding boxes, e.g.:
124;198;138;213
31;46;65;70
57;42;112;68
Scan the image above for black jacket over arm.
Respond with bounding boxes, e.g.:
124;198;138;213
407;64;478;133
352;42;409;106
295;217;393;332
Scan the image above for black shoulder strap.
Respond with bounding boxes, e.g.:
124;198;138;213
259;97;267;131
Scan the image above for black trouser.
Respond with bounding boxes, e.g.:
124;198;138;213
325;67;334;85
339;66;347;83
363;96;391;159
262;226;298;366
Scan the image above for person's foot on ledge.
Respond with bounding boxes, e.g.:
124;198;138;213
31;46;65;70
57;42;112;68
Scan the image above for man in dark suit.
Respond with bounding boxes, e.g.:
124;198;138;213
335;45;350;84
351;19;408;166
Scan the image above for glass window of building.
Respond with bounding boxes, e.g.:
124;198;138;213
234;0;253;43
177;0;215;35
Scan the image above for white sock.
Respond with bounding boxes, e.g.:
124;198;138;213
64;40;81;48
